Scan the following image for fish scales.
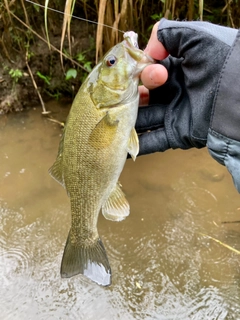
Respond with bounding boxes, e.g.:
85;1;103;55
49;31;154;286
66;90;133;242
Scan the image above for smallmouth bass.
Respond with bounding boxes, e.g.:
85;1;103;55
49;32;154;286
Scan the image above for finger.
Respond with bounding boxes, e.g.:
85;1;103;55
144;22;169;60
136;104;166;132
138;85;149;105
138;128;170;156
141;64;168;90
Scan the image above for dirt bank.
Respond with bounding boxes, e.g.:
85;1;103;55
0;19;95;114
1;0;236;114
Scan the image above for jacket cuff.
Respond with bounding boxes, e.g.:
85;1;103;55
207;129;240;192
210;29;240;141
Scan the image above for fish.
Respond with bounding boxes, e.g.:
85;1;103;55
49;31;154;286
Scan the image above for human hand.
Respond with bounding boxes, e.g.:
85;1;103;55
137;19;238;155
139;22;168;105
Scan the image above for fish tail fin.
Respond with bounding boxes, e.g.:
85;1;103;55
60;231;111;286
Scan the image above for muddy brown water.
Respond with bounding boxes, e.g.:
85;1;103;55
1;101;240;320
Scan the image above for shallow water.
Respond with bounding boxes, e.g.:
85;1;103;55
1;101;240;320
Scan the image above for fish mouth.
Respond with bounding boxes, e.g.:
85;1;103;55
129;48;155;78
123;31;155;77
123;31;139;49
134;54;155;77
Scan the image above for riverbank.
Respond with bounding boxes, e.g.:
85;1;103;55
0;19;95;114
0;0;235;114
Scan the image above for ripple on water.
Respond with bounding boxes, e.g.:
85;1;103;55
0;203;123;319
34;273;123;320
167;186;218;218
195;233;240;287
1;247;30;282
0;245;34;320
186;286;230;320
0;202;26;235
2;110;240;319
0;205;33;304
104;228;167;283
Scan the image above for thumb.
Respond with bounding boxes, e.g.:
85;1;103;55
144;22;168;60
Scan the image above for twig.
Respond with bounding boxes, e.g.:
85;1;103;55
199;232;240;255
47;117;65;127
222;220;240;224
9;10;90;72
222;0;232;13
20;0;30;25
1;33;15;63
25;47;50;115
3;0;12;24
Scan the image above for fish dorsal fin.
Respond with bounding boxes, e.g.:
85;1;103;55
49;130;65;187
127;128;139;161
102;182;130;221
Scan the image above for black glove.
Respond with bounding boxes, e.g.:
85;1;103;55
137;19;238;155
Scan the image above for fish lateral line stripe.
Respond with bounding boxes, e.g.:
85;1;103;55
25;0;125;33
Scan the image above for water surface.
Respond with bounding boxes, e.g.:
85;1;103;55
1;102;240;319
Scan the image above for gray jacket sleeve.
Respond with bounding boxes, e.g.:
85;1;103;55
207;30;240;192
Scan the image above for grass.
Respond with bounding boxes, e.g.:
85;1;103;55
1;0;240;110
1;0;238;64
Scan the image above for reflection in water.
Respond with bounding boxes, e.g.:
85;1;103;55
0;102;240;319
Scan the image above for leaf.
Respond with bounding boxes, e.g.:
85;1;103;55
65;68;77;80
36;71;51;85
33;4;40;12
83;61;92;72
76;53;85;62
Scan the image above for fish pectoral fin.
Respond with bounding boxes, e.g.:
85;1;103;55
102;182;130;221
127;128;139;161
61;231;111;286
89;112;119;149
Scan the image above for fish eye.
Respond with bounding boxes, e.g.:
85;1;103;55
106;55;117;67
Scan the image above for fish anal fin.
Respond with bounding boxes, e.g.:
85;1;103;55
61;231;111;286
127;128;139;161
102;182;130;221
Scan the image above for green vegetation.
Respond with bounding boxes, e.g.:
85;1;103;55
1;0;240;113
9;69;23;83
65;69;77;81
36;71;51;86
2;1;239;66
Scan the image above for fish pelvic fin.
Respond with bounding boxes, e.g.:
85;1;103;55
127;128;139;161
102;182;130;221
60;231;111;286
